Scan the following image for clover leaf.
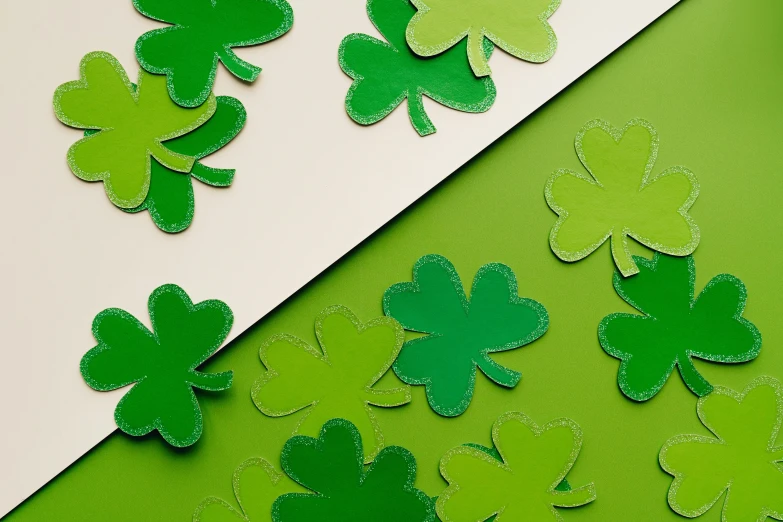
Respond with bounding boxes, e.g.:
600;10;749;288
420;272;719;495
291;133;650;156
599;253;761;401
80;284;233;447
272;418;435;522
659;376;783;521
383;255;549;417
134;0;294;107
406;0;560;77
251;306;410;463
545;118;700;277
53;52;216;208
437;412;596;521
339;0;496;136
194;457;304;522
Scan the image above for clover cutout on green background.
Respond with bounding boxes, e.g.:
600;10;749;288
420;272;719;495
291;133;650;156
80;284;233;447
659;376;783;521
384;255;549;417
134;0;294;107
251;306;410;463
339;0;496;136
193;457;303;522
545;118;700;277
437;412;596;521
53;52;216;208
599;253;761;401
406;0;560;77
273;418;435;522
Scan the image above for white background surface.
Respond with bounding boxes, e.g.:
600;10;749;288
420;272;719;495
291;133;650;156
0;0;677;516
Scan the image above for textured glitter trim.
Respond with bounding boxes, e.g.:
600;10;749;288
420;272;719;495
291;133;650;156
545;118;701;277
659;376;783;520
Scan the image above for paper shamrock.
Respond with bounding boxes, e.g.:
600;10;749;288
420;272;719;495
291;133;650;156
53;52;216;209
437;412;596;521
251;306;410;463
272;418;435;522
338;0;496;137
545;119;700;277
383;255;549;417
659;376;783;521
599;253;761;401
406;0;560;77
194;457;303;522
134;0;294;107
80;284;233;447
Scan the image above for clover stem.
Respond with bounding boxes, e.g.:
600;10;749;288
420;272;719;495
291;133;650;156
677;357;713;397
151;142;195;173
219;48;262;82
189;370;233;391
548;484;596;508
476;355;521;388
365;386;411;407
467;30;491;77
407;92;436;136
610;234;638;277
191;164;235;187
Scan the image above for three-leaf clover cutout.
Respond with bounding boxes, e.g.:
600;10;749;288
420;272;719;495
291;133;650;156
80;284;234;447
273;418;435;522
406;0;561;77
134;0;294;107
599;253;761;401
339;0;496;136
545;118;700;277
437;412;596;521
53;52;216;209
384;255;549;417
193;457;304;522
251;305;410;463
659;376;783;521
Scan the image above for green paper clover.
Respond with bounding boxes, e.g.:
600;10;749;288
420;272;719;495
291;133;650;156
599;254;761;401
194;457;304;522
134;0;294;107
273;418;435;522
80;284;233;447
383;255;549;417
659;376;783;521
251;306;410;463
437;412;597;521
53;52;216;209
545;118;700;277
406;0;560;77
338;0;496;137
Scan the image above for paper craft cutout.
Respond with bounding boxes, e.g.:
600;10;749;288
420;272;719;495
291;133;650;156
545;119;700;277
194;457;302;522
53;52;216;208
134;0;294;107
80;284;233;447
437;412;596;521
272;418;435;522
124;95;246;233
383;255;549;417
463;443;573;494
338;0;496;136
251;306;410;463
659;376;783;521
405;0;560;77
599;253;761;401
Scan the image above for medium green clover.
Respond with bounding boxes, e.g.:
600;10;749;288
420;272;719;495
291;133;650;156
384;255;549;417
134;0;294;107
437;412;596;521
251;306;410;463
545;119;700;277
272;418;435;522
659;376;783;521
53;52;216;208
599;253;761;401
406;0;560;77
338;0;496;136
80;284;233;447
194;457;304;522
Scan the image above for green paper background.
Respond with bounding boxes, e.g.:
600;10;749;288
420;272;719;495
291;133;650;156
8;0;783;520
